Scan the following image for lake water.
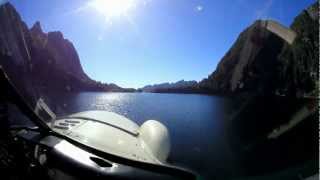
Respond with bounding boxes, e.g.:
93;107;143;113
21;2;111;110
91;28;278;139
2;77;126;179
52;92;238;179
47;92;316;180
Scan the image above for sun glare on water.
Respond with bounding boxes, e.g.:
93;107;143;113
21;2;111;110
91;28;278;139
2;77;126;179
89;0;136;20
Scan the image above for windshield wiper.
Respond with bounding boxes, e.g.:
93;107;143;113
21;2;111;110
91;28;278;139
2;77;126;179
34;98;56;121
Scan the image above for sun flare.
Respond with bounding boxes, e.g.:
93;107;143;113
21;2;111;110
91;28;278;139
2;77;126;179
89;0;136;19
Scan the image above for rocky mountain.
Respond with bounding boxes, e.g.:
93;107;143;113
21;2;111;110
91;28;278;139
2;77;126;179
199;3;318;97
141;80;199;93
30;21;88;80
0;3;133;100
199;20;292;94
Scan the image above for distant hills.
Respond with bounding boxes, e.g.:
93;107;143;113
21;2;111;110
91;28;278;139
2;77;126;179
140;80;199;93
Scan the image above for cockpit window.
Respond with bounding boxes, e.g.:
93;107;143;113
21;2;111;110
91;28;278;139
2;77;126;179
0;1;318;180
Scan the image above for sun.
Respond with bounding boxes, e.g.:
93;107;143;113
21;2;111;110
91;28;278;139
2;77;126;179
89;0;136;20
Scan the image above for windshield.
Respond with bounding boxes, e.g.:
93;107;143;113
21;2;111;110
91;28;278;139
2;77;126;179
0;0;318;180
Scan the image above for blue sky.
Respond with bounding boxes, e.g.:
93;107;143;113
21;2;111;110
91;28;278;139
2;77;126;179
7;0;315;88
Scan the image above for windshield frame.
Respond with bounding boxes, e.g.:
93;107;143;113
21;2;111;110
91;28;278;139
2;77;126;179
0;66;51;133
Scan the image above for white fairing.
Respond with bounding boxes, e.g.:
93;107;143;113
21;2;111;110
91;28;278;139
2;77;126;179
52;111;171;165
139;120;170;162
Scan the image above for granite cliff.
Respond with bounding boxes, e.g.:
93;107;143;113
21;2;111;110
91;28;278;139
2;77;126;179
277;3;319;97
199;20;293;94
199;3;318;97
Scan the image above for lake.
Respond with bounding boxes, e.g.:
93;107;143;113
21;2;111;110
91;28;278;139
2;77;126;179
48;92;316;180
51;92;238;179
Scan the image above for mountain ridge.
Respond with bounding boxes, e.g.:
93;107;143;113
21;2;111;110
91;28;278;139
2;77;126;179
140;80;199;93
0;2;134;99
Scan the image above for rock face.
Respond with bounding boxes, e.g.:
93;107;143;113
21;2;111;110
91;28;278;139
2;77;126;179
199;20;290;94
0;3;31;65
45;30;87;80
200;3;318;97
0;3;131;99
277;3;319;97
0;3;35;101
